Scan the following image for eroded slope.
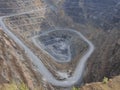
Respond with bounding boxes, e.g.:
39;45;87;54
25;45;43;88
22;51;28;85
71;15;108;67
0;29;48;90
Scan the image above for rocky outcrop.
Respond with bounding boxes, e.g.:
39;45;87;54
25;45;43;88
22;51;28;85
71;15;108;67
81;75;120;90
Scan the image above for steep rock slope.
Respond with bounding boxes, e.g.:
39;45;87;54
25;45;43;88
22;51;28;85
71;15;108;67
56;0;120;85
63;0;120;30
0;29;45;90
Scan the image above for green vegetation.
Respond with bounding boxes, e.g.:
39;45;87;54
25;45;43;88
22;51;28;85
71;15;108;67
0;82;29;90
0;82;45;90
102;77;109;84
72;86;80;90
19;82;29;90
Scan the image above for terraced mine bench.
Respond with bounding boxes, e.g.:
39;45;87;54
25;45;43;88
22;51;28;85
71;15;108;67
0;0;45;16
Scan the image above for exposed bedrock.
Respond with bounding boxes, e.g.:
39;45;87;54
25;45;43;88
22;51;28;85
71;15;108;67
63;0;120;31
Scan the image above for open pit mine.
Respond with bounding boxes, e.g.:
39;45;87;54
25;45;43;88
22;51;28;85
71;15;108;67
0;0;120;90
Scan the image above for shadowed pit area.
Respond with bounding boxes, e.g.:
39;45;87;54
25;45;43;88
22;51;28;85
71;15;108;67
33;29;88;63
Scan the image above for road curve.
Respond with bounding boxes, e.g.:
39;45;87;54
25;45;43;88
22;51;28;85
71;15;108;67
0;15;95;87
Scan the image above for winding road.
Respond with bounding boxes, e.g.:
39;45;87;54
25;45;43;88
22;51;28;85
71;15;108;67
0;8;95;87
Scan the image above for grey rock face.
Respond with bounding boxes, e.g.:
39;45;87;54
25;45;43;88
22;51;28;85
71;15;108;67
63;0;120;30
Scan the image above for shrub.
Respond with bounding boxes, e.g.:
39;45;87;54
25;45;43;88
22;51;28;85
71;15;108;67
19;82;29;90
72;86;80;90
102;77;109;84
